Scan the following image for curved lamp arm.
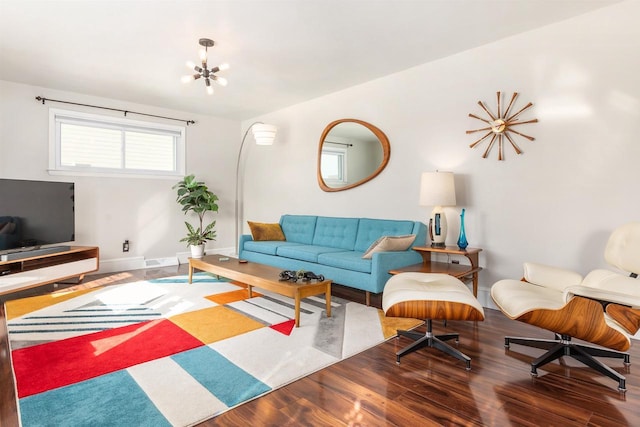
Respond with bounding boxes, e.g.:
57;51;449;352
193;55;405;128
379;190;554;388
234;122;277;255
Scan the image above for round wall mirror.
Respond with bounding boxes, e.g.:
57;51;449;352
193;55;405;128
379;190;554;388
317;119;390;192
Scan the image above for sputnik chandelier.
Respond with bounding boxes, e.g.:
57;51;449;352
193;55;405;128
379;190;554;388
181;38;229;95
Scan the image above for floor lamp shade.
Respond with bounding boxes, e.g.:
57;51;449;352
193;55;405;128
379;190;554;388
419;172;456;247
235;122;278;255
252;124;277;145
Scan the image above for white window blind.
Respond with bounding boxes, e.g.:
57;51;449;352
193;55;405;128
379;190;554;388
50;109;185;177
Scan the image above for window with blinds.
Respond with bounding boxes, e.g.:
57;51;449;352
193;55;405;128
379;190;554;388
320;147;347;184
49;109;185;177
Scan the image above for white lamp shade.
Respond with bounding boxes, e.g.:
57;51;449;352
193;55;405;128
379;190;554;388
419;171;456;207
252;123;277;145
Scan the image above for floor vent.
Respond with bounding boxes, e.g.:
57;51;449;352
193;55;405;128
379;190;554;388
144;257;179;268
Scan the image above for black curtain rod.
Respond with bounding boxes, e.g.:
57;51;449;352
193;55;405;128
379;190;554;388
325;141;353;147
35;96;196;126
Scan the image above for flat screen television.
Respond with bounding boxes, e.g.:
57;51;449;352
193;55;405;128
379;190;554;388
0;178;75;254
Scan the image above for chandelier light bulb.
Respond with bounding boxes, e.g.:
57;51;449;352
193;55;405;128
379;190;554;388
185;61;196;70
215;76;228;87
199;49;208;63
218;63;230;71
207;85;214;95
181;75;193;83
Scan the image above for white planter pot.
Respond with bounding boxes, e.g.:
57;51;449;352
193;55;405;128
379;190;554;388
190;244;205;258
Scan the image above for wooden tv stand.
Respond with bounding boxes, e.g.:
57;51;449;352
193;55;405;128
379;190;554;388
0;246;99;296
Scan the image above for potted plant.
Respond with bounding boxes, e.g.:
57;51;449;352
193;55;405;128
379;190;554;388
173;174;219;258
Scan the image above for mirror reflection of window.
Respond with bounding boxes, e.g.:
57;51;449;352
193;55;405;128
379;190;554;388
321;147;347;185
317;119;390;192
321;124;379;185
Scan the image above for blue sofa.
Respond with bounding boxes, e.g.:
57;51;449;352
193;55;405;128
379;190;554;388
239;215;426;301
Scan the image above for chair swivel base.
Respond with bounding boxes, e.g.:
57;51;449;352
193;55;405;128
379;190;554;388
505;334;630;392
396;319;472;370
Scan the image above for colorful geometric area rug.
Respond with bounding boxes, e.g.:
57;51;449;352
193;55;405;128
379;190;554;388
6;273;421;426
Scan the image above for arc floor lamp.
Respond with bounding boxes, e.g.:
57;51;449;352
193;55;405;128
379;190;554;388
235;122;278;255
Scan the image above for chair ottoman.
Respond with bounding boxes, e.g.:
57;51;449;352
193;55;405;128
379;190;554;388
383;272;485;370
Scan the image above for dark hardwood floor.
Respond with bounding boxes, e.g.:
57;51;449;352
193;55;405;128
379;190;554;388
2;266;640;426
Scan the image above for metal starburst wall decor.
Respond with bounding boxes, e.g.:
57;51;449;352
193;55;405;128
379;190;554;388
466;91;538;160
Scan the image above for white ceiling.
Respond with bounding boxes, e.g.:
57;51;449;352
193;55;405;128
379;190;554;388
0;0;620;120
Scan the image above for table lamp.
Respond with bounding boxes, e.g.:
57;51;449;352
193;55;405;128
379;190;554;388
419;171;456;247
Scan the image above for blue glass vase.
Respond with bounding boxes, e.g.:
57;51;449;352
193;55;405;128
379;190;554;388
457;208;469;250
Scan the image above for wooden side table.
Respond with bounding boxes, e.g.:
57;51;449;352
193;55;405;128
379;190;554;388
389;246;483;297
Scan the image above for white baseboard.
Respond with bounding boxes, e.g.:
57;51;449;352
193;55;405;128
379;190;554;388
99;246;236;274
478;288;498;311
176;252;190;265
208;246;235;256
98;257;146;274
144;257;179;268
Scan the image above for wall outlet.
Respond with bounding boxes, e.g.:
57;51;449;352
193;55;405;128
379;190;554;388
123;240;130;252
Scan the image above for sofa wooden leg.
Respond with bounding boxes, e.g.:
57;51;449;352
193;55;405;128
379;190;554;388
365;291;371;306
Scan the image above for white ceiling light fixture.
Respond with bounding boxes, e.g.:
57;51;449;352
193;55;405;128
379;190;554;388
181;38;229;95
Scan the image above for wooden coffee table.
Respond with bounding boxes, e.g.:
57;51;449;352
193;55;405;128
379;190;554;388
188;255;332;327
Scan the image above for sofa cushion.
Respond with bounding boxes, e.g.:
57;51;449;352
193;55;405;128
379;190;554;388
280;215;317;244
312;217;359;250
244;240;303;256
354;218;416;252
276;245;344;263
317;251;372;273
362;234;416;259
247;221;286;241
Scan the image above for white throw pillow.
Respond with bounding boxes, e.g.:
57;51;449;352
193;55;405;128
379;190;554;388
362;234;416;259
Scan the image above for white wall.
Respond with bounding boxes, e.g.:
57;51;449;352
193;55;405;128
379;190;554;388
0;80;240;268
242;1;640;305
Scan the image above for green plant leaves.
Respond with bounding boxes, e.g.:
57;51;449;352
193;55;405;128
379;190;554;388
173;174;219;246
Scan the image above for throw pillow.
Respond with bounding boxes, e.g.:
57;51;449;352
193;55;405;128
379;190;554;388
247;221;286;241
362;234;416;259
